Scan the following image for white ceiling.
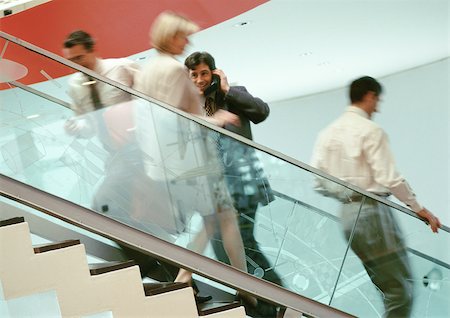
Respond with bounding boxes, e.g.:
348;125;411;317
184;0;449;103
4;0;449;103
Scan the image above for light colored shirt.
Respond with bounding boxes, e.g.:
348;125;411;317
134;52;202;115
311;105;422;212
67;58;140;115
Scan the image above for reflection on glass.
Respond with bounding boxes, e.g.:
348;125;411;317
423;267;443;291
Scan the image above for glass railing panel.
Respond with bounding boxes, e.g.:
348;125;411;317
390;206;450;318
261;157;344;222
0;38;89;205
0;37;359;308
257;158;363;303
241;195;296;281
1;32;448;316
151;122;365;304
330;198;450;317
256;195;349;304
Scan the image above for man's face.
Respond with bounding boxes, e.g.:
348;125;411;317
365;91;381;117
369;92;381;114
189;62;212;95
63;44;96;70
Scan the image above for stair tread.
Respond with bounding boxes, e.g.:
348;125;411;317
89;260;135;275
33;239;80;253
0;216;25;227
198;301;241;316
143;282;189;296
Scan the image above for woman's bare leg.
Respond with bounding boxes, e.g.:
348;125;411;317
174;216;215;284
217;208;257;306
216;208;247;271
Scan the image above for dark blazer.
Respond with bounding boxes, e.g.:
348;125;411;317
214;86;270;140
212;86;274;208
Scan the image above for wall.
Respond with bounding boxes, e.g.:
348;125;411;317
0;0;267;88
254;58;450;225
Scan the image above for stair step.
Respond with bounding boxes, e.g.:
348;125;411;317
0;216;25;227
33;239;80;253
143;282;189;296
198;301;241;316
89;260;135;275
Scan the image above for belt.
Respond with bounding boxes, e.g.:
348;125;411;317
343;195;364;203
343;192;390;204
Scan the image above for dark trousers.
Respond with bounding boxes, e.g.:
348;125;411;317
342;199;413;318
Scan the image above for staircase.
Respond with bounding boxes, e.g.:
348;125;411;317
0;217;246;317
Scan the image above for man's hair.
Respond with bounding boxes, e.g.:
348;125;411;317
150;11;199;52
350;76;383;103
184;51;216;70
63;30;95;52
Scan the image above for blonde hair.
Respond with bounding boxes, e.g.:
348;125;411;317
150;11;199;52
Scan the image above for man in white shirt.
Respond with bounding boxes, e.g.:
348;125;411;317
63;30;139;115
62;30;142;210
311;76;440;317
63;30;140;143
62;30;181;283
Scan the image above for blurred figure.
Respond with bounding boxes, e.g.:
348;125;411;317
311;76;441;317
135;12;238;127
62;30;180;283
63;29;140;217
135;11;256;306
185;51;281;316
63;30;139;142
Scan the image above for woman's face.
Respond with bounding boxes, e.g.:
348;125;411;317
167;32;190;55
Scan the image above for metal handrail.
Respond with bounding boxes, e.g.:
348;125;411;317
8;80;71;109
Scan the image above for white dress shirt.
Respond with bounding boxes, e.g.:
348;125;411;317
67;58;140;115
311;105;422;212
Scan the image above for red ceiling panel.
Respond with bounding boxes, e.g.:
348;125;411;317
0;0;267;88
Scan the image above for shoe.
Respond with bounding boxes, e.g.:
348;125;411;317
194;294;212;304
190;280;212;303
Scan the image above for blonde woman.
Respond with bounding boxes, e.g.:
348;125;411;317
135;11;256;307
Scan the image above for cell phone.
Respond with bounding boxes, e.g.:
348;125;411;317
204;74;220;96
